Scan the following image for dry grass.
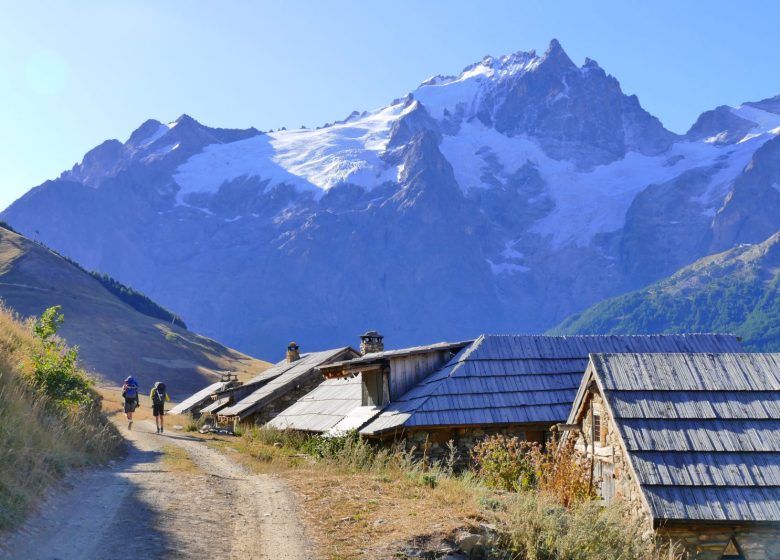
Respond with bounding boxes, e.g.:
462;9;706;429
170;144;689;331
206;430;496;559
209;428;681;560
0;305;121;530
285;468;491;559
160;444;198;473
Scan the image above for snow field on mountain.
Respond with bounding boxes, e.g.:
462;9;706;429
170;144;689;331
165;44;780;248
172;102;412;200
440;119;775;248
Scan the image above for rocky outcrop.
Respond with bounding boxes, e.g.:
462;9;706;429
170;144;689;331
710;135;780;252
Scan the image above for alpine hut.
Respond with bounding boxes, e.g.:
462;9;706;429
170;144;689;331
564;352;780;559
270;332;471;434
357;334;743;458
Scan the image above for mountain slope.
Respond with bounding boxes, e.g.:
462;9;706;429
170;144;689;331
552;231;780;350
0;225;269;392
3;40;780;356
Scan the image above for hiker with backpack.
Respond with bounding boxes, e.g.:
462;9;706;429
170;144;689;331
150;381;170;434
122;376;140;430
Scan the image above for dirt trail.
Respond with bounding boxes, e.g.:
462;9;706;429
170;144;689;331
0;419;310;560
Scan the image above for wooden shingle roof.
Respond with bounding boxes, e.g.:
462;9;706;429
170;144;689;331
267;375;367;433
219;347;354;420
360;334;743;436
168;381;229;415
587;352;780;523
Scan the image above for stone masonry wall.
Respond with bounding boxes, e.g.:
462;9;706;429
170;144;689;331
573;392;653;531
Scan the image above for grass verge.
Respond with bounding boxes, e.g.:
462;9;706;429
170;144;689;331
0;305;122;531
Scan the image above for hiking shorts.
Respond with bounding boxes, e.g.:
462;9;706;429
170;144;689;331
124;398;138;413
152;402;165;417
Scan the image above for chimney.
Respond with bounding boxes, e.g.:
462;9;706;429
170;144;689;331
360;331;384;355
286;342;300;363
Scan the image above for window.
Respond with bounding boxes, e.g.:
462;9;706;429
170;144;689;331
599;414;607;446
593;413;601;446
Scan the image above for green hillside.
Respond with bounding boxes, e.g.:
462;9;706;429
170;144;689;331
552;231;780;351
0;225;269;393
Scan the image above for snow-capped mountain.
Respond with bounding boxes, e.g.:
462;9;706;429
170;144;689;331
5;40;780;358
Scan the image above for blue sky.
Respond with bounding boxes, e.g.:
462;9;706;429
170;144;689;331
1;0;779;211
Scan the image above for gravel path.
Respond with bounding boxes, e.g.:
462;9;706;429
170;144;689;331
0;419;310;560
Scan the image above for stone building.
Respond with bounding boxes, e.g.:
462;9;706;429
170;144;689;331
564;352;780;560
356;334;742;459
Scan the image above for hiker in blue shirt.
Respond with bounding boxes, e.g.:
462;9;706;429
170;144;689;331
150;381;170;434
122;376;140;430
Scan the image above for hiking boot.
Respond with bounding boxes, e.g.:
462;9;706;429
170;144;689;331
156;427;160;434
160;427;164;434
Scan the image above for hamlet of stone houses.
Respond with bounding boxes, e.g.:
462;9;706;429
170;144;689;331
170;331;780;559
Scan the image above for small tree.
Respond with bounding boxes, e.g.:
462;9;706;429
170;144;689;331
28;306;93;409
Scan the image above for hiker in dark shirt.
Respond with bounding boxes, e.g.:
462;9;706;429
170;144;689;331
122;376;140;430
150;381;170;434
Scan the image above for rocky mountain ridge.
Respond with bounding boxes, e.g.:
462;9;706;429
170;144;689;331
4;40;780;357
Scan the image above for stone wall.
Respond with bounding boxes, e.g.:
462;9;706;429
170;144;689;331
572;391;653;530
661;525;780;560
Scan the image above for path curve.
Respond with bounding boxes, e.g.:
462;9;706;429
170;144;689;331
0;419;310;560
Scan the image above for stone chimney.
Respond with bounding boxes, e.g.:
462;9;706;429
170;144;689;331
360;331;384;355
286;342;300;363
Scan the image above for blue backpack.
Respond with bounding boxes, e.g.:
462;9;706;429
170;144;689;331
124;378;139;399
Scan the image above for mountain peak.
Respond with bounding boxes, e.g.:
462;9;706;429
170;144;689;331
547;38;563;53
172;113;201;128
126;119;166;148
538;38;576;71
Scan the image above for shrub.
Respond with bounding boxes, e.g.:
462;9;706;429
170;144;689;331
532;437;594;508
505;492;682;560
471;435;538;491
27;306;93;410
472;435;593;506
